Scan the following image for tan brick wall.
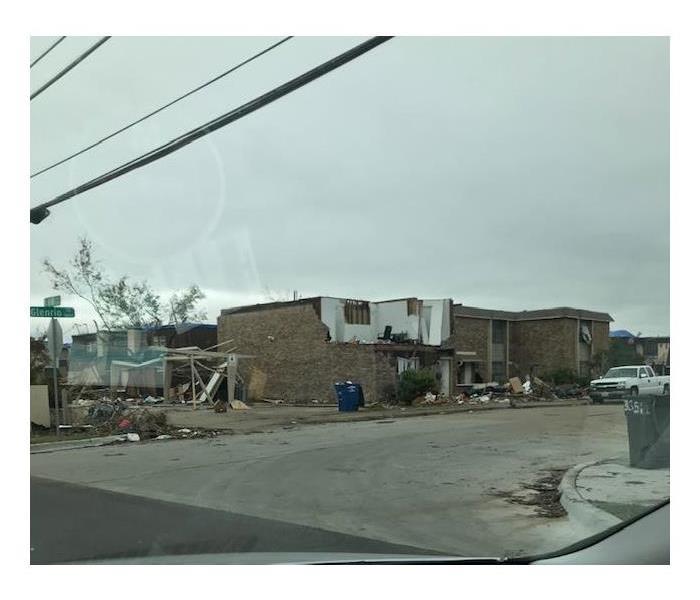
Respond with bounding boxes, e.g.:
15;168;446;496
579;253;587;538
591;321;610;358
509;318;578;377
217;304;438;404
444;316;490;383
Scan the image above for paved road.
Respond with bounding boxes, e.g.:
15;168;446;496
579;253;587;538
31;405;630;563
31;478;436;564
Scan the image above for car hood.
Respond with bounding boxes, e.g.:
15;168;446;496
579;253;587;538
71;552;503;565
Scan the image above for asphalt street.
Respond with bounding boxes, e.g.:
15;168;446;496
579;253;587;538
31;404;632;563
31;477;437;564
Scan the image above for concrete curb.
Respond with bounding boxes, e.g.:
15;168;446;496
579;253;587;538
316;399;591;422
30;435;125;454
559;460;622;531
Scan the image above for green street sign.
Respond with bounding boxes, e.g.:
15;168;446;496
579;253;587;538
30;306;75;318
44;295;61;307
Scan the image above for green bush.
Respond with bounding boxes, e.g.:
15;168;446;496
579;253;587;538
542;368;578;386
397;368;436;405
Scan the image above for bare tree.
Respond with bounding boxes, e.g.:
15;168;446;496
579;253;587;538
43;237;115;329
43;236;207;330
168;285;207;324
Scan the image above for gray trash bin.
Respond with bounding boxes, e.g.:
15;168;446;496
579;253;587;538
624;395;669;469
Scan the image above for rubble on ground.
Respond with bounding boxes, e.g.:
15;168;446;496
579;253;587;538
72;399;219;442
406;375;593;410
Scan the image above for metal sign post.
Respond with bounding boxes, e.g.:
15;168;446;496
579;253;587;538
46;317;63;435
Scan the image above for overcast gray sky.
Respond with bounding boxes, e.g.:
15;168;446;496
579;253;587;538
30;36;669;337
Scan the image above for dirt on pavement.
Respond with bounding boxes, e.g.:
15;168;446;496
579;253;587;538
152;400;591;436
490;468;569;518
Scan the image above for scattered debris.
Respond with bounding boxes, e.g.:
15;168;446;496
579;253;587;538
178;428;192;434
143;395;164;404
262;398;284;405
155;434;172;440
230;400;250;410
126;433;140;442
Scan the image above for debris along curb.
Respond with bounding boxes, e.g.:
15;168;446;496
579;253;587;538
558;460;622;531
30;435;126;454
509;398;591;409
269;398;594;429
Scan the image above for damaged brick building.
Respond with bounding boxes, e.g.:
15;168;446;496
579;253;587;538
218;297;612;404
448;305;613;395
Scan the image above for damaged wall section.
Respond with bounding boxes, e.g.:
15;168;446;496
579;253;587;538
218;302;381;403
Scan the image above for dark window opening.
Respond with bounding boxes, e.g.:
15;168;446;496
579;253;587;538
344;300;370;325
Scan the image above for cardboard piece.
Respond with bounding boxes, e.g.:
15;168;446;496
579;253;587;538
509;376;524;394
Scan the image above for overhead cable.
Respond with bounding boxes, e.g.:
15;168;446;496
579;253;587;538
30;36;66;68
31;36;293;178
30;36;111;100
30;36;393;224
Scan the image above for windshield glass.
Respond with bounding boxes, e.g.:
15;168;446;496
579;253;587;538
29;35;670;565
604;368;640;379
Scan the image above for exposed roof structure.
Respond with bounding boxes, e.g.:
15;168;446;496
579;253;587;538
221;297;613;323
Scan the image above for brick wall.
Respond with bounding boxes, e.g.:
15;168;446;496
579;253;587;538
591;321;610;358
444;316;490;383
218;304;436;404
509;318;578;377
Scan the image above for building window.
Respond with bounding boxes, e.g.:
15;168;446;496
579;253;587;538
491;320;507;382
407;298;419;316
458;362;474;384
344;300;370;325
152;334;168;347
397;356;419;373
491;361;506;383
579;321;592;344
644;340;658;356
492;320;506;344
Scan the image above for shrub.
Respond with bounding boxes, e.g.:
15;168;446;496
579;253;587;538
542;368;578;386
397;368;436;405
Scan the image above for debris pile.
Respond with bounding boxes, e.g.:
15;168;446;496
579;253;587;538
75;401;217;442
95;406;169;440
414;390;510;407
553;382;590;399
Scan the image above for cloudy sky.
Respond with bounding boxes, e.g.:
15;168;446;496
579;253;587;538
30;36;669;337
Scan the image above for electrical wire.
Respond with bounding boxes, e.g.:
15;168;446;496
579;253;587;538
31;36;293;179
30;36;111;100
30;36;393;223
30;36;66;68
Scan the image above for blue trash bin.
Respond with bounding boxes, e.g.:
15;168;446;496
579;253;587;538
334;381;363;412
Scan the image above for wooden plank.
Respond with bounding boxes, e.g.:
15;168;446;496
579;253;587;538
192;367;216;404
227;355;238;409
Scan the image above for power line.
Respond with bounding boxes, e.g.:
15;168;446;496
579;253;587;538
30;36;66;68
31;36;293;179
30;36;111;100
30;36;393;224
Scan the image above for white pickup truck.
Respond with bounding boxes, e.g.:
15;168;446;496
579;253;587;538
589;365;670;403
